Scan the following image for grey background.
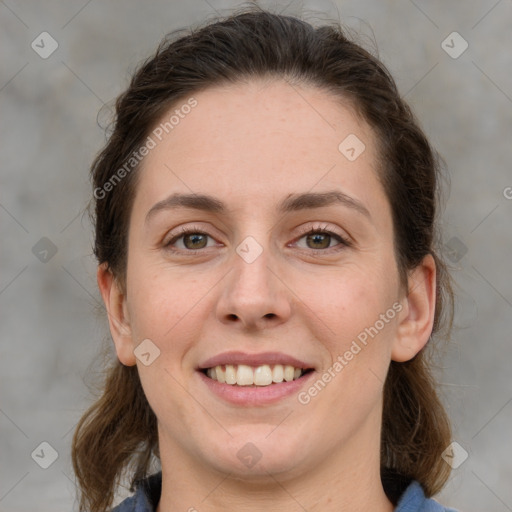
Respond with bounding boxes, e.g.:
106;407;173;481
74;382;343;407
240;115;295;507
1;0;511;510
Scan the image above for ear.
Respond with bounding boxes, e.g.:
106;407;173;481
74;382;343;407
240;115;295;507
97;263;136;366
391;253;436;362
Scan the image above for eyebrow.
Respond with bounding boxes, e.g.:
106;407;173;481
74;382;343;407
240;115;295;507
145;190;371;224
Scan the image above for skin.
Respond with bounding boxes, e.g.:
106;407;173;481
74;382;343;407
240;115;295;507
98;78;436;512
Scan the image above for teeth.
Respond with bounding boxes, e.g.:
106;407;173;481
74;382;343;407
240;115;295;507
216;365;226;383
272;364;284;383
225;365;237;385
205;364;307;386
284;365;295;382
236;364;254;386
254;364;272;386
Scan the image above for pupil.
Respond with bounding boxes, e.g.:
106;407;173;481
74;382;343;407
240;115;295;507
308;233;329;249
186;234;206;249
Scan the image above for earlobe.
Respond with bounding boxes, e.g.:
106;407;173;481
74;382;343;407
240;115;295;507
96;263;137;366
391;254;436;363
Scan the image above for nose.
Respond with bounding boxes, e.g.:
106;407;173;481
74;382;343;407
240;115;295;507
215;238;292;331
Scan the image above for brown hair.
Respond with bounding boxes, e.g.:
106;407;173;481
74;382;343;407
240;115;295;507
72;6;454;511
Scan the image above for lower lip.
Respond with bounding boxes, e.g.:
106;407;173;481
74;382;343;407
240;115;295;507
197;370;316;406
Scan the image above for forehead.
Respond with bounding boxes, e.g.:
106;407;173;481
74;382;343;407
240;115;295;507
132;79;387;223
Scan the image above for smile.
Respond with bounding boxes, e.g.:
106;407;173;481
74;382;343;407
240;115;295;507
202;364;313;386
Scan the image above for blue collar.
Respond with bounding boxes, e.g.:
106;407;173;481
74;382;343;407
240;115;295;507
395;480;457;512
112;472;457;511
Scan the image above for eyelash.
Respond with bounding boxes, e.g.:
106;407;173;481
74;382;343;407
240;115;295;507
163;224;351;255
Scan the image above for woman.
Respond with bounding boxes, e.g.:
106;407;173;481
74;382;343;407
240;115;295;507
72;7;458;512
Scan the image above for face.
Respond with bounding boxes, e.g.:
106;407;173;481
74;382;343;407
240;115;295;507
102;79;434;482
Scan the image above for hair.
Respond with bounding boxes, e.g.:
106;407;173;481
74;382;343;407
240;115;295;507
72;6;454;512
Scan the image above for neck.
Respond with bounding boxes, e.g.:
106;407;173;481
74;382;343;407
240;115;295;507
155;414;394;512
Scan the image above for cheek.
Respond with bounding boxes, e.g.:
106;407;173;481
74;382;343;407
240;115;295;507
125;259;214;361
303;266;398;401
298;265;397;345
125;261;177;339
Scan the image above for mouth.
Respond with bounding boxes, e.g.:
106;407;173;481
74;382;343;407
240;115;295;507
200;364;315;387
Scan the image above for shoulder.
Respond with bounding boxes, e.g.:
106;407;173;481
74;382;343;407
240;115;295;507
110;472;162;512
395;481;458;512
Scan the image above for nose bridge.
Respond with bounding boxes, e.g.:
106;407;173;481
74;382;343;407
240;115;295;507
216;230;291;328
231;233;274;300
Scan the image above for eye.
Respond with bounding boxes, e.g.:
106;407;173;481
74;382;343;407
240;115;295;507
164;226;218;253
293;225;351;252
163;224;351;254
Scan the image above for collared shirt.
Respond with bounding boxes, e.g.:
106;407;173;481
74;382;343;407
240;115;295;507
111;472;458;511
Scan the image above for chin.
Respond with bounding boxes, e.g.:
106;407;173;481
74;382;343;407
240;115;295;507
203;429;311;481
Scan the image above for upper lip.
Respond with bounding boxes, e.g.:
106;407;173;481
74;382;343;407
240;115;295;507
198;351;315;370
